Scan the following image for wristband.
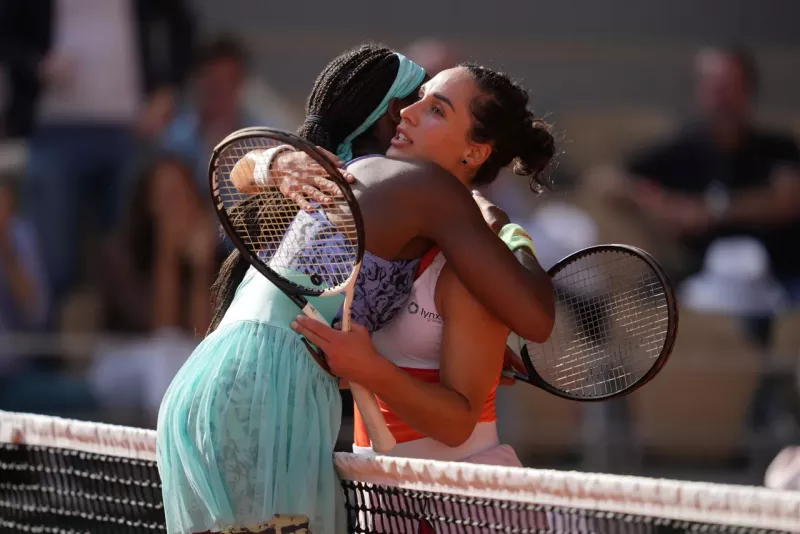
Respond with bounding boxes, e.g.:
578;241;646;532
498;223;536;257
253;145;293;187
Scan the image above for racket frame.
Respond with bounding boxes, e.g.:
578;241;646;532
504;244;679;401
211;128;366;299
209;127;396;452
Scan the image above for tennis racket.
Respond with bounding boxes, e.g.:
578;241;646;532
209;126;396;453
503;244;678;401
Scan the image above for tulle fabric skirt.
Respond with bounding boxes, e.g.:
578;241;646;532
156;320;343;534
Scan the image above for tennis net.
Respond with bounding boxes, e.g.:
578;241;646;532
1;411;799;533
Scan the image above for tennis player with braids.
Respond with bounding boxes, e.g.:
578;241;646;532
293;64;552;467
157;45;553;534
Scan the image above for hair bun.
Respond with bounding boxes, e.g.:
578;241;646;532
460;63;556;192
511;115;555;192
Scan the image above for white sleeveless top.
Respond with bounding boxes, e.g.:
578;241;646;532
353;252;500;461
371;252;447;369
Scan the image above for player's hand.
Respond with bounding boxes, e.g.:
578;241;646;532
499;345;527;386
272;148;356;212
472;190;510;234
291;315;380;384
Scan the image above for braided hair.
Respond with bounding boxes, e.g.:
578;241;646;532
208;44;408;334
296;44;402;154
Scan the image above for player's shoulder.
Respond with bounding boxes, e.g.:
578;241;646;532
348;156;459;188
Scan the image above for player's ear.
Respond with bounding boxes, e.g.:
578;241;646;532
388;97;403;125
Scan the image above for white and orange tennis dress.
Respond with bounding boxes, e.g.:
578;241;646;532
351;248;521;467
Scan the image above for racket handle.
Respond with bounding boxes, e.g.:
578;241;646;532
350;383;396;453
301;302;395;452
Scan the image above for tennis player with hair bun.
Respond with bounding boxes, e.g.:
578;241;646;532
292;64;553;467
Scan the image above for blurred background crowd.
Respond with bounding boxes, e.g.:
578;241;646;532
1;0;799;487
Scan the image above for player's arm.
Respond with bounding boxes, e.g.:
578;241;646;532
472;189;510;233
470;191;542;384
407;164;555;343
229;146;356;210
369;266;508;446
291;266;508;448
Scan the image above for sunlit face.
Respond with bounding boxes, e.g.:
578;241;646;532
368;91;422;156
386;67;491;182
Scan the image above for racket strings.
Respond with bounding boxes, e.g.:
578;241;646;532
550;271;664;393
527;252;670;397
214;136;360;291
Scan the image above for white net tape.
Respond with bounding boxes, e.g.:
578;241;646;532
2;411;799;532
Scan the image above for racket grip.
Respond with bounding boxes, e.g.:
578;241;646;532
350;383;396;453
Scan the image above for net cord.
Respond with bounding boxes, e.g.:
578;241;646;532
2;411;798;532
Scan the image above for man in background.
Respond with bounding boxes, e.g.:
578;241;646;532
612;46;800;296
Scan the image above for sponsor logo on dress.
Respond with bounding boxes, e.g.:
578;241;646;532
408;301;441;323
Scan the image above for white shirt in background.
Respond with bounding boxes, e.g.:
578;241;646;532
37;0;141;125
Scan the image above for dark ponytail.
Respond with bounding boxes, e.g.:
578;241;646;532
208;248;248;334
208;192;285;334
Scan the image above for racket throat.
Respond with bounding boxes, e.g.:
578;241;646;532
519;345;537;378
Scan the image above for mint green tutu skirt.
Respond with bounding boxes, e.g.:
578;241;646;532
156;268;345;534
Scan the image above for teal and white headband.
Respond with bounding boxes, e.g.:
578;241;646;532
335;53;427;161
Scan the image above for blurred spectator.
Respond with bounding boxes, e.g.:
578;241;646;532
0;0;195;316
97;155;222;336
606;46;800;298
0;0;194;139
0;171;48;353
160;36;263;192
0;169;96;415
404;39;462;77
90;154;222;424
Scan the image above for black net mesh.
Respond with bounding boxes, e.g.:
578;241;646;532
1;412;797;534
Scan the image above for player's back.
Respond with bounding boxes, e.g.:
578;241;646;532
347;155;466;261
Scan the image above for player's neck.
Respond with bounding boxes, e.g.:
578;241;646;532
351;138;385;160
